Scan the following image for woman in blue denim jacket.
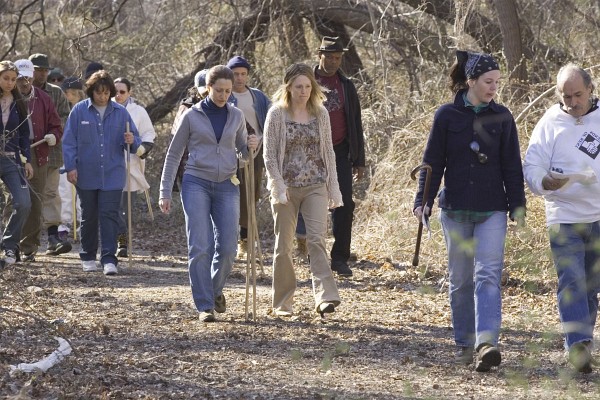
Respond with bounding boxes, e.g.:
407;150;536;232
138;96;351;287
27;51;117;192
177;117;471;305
413;51;526;372
62;70;140;276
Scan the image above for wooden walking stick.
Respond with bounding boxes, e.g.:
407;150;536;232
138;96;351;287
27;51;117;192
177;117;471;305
71;184;77;241
410;163;432;267
244;150;257;322
144;189;154;221
30;137;49;148
126;122;133;269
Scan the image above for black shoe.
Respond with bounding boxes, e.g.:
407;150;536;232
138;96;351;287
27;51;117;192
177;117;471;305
53;231;72;255
46;235;60;255
331;261;352;277
22;253;35;262
117;233;128;257
455;346;474;365
569;342;593;373
214;294;226;313
4;249;16;265
475;344;501;372
318;302;335;317
116;246;128;257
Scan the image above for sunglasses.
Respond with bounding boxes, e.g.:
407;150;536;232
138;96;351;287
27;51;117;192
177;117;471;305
469;141;488;164
117;90;128;95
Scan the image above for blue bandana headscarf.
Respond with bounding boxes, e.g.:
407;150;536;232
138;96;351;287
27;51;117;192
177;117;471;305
456;50;499;79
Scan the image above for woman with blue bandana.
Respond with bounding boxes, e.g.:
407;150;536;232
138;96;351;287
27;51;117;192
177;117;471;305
413;51;526;372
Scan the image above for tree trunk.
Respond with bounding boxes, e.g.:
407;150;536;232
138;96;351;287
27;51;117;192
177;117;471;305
492;0;527;98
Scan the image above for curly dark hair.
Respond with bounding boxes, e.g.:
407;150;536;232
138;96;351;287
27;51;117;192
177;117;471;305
85;70;116;99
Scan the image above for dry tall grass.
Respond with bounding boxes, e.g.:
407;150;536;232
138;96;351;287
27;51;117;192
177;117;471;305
352;74;559;288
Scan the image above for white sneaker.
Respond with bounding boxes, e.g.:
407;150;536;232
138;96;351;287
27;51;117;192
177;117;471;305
82;260;98;272
103;263;118;276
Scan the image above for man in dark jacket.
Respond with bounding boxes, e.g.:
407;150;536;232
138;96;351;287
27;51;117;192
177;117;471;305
305;36;366;277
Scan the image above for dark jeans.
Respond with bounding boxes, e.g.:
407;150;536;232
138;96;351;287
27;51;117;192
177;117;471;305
118;191;128;236
77;188;121;266
296;141;355;264
0;156;31;252
330;141;355;263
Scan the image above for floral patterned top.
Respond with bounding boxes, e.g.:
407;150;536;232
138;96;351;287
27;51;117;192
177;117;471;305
282;118;326;187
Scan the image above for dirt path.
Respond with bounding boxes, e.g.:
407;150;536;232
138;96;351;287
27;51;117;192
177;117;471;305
1;213;599;399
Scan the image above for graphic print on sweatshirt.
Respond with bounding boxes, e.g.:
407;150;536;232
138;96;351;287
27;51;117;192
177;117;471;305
324;87;343;113
576;131;600;160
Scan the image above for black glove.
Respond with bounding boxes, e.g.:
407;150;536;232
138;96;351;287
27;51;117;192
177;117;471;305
138;142;154;160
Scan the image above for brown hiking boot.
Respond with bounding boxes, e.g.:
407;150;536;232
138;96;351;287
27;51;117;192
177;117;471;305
475;343;501;372
569;341;592;373
455;346;474;365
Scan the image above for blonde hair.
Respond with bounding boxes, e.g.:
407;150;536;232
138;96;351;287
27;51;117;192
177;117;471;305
272;63;326;117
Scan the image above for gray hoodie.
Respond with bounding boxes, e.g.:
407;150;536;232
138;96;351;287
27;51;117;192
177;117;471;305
160;102;248;200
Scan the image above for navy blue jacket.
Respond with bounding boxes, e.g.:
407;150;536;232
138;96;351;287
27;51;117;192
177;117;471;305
414;90;525;216
1;100;31;162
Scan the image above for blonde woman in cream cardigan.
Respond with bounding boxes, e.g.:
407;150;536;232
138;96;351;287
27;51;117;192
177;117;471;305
264;63;343;318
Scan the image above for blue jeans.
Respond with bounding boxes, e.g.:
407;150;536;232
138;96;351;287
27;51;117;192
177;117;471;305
181;174;239;312
77;188;121;266
440;210;507;349
549;222;600;348
1;156;31;251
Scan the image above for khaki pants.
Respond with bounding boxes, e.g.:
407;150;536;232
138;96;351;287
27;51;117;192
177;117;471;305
42;166;62;229
20;152;49;254
271;184;340;314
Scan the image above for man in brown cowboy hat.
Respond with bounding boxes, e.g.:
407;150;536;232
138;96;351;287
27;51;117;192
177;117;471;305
296;36;365;277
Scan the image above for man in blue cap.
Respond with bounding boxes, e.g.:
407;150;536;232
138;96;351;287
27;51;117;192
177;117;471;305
225;55;271;260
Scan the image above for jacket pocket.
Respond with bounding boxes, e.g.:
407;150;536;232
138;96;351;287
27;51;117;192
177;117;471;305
78;121;95;144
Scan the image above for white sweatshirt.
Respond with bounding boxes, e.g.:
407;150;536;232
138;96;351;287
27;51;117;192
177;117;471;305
524;103;600;225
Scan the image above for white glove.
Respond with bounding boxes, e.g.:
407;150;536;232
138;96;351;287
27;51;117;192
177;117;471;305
277;190;287;204
136;144;146;157
44;134;56;146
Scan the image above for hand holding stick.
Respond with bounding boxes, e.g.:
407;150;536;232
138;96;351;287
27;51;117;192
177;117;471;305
410;163;432;267
30;137;49;149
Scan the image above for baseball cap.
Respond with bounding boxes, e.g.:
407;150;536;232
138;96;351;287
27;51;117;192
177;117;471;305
14;59;34;78
194;69;208;90
61;76;83;91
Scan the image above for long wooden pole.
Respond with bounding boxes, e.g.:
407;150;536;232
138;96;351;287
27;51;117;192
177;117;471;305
126;122;133;269
71;184;77;241
410;163;432;267
244;149;258;322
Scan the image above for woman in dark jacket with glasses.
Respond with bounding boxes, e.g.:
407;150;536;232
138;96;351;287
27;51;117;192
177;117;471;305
413;51;526;372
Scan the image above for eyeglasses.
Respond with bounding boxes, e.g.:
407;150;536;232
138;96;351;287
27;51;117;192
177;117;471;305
17;77;32;84
469;141;488;164
117;90;128;95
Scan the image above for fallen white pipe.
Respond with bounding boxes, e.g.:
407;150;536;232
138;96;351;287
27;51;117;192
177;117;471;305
10;337;72;374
